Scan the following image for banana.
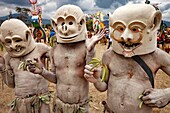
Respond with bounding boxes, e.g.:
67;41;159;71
18;62;25;70
139;101;144;109
88;57;108;82
88;57;101;65
138;94;143;99
90;62;100;71
101;64;108;82
138;94;144;108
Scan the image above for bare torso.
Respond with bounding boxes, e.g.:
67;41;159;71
9;44;49;97
103;48;164;113
52;41;89;104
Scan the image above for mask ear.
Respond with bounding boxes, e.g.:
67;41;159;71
78;15;86;31
51;17;57;32
25;30;32;45
149;10;162;32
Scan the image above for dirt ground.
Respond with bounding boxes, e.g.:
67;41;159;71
0;43;170;113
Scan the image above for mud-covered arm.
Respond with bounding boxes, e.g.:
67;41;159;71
142;49;170;108
94;53;109;92
28;44;57;83
157;49;170;75
84;53;109;92
40;51;57;84
0;53;15;88
85;29;105;63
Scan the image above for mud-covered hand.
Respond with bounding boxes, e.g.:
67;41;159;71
84;64;101;83
86;28;106;52
27;58;44;75
142;88;170;108
0;55;5;71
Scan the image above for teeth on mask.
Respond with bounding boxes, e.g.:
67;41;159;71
16;48;21;52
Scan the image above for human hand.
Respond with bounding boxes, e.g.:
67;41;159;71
26;58;44;75
142;88;170;108
84;64;101;83
86;28;106;52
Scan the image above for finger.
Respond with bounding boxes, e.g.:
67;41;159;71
84;69;94;75
143;99;155;104
142;95;151;101
85;65;93;70
84;74;97;83
29;67;36;72
143;88;153;95
98;29;105;37
145;103;157;107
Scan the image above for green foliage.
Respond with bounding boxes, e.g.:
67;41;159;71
49;36;57;47
86;19;93;31
0;43;3;51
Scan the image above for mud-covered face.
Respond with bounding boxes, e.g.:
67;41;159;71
109;4;162;57
51;5;86;43
0;19;36;57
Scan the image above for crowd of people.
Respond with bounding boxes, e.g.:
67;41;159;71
0;3;170;113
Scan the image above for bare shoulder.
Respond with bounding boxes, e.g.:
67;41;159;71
102;49;115;64
35;43;51;53
153;48;170;65
3;52;11;61
153;48;170;58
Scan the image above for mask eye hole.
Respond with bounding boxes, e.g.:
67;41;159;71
116;26;124;32
15;39;22;42
132;28;137;32
5;39;11;44
62;22;65;26
69;22;73;25
130;27;141;33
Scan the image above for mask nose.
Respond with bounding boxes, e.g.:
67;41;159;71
9;41;18;49
121;29;133;42
62;24;68;34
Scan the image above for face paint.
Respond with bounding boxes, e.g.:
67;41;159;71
0;19;36;57
51;5;86;43
109;4;162;57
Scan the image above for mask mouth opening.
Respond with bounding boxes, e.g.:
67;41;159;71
60;34;78;40
10;46;25;53
119;41;142;52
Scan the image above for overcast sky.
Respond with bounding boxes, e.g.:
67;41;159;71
0;0;170;21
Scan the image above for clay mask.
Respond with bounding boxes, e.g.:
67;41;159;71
109;4;162;57
0;19;36;57
51;4;87;43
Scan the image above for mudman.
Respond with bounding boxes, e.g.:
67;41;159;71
0;19;51;113
28;4;105;113
84;4;170;113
